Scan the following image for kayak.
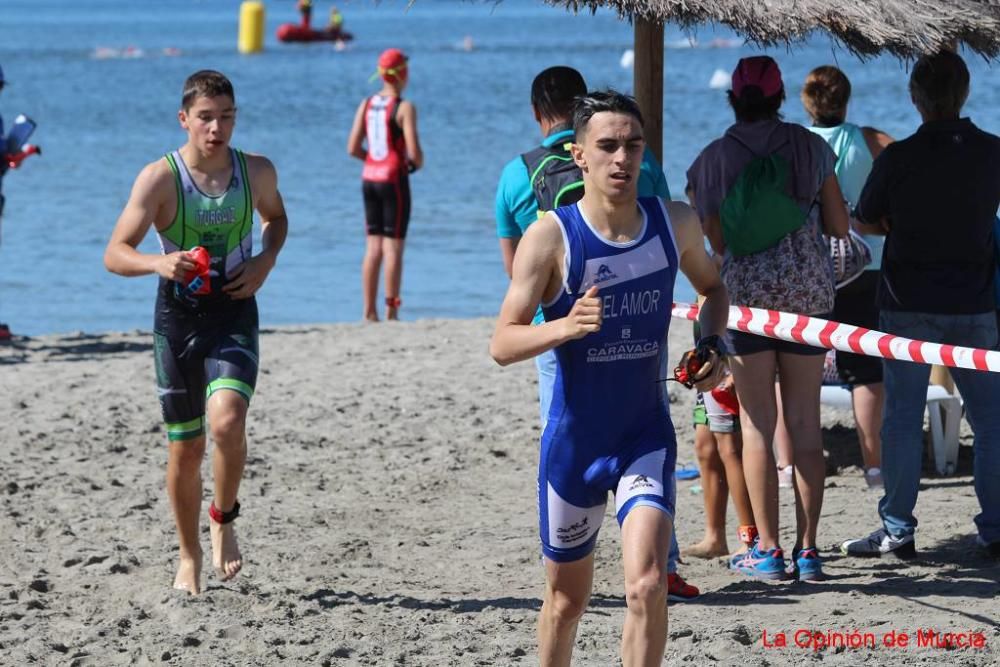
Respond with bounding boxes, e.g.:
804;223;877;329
276;24;354;43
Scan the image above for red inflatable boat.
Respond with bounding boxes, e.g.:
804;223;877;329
276;24;354;43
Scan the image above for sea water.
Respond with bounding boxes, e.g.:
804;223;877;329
1;0;998;335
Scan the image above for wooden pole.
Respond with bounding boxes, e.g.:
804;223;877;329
634;17;664;164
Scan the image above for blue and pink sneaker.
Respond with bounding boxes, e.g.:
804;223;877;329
732;544;787;580
785;547;824;581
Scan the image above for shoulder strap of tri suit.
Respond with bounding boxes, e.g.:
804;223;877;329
233;149;253;263
555;205;589;296
233;149;252;222
163;151;188;248
390;96;405;136
167;150;195;194
164;151;180;182
362;95;377;132
648;197;681;269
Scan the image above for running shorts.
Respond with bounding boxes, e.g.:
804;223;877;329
693;391;740;433
153;297;259;442
729;313;832;357
362;178;411;239
538;416;677;563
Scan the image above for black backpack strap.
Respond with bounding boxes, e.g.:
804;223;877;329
521;142;583;213
520;144;549;177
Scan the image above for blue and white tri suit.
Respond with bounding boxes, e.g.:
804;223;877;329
539;196;679;563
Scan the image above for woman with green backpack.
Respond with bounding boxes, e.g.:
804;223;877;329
685;55;849;581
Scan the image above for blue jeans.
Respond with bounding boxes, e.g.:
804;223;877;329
878;310;1000;544
537;348;682;570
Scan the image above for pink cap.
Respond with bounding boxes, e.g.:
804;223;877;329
732;56;783;98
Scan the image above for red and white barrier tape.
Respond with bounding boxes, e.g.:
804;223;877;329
671;302;1000;373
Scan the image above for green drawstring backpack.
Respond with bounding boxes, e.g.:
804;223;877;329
720;137;808;257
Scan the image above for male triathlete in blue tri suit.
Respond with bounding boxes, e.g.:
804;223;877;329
491;90;729;666
494;66;698;603
104;70;288;595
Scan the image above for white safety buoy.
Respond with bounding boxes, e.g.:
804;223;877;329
709;68;730;89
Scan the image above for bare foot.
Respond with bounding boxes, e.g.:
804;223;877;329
364;312;379;323
173;551;203;595
684;539;729;559
209;519;243;581
385;308;399;321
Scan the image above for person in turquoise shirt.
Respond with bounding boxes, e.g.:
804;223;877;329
495;82;670;278
494;66;673;411
492;66;698;603
495;67;672;413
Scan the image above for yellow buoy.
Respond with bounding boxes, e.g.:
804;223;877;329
238;1;265;54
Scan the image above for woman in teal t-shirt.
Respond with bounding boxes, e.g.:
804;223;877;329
801;65;893;488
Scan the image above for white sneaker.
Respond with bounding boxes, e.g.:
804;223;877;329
777;465;793;488
841;527;915;558
865;467;883;489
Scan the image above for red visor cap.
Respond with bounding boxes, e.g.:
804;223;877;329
732;56;783;98
378;49;408;73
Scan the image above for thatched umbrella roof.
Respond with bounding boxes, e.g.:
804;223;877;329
549;0;1000;58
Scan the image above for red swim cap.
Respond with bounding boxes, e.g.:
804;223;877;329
732;56;783;98
377;48;408;83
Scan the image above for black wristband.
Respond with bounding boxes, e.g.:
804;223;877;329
695;334;728;359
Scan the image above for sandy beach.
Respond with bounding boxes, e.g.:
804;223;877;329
0;318;997;666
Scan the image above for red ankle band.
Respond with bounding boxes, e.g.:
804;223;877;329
209;500;241;524
385;296;401;308
738;525;758;545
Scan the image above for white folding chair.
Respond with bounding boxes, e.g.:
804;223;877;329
819;385;962;476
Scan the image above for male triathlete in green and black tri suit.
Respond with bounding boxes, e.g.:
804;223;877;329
156;145;259;438
153;148;257;434
104;70;288;595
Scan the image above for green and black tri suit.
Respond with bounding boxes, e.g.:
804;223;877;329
154;148;259;442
